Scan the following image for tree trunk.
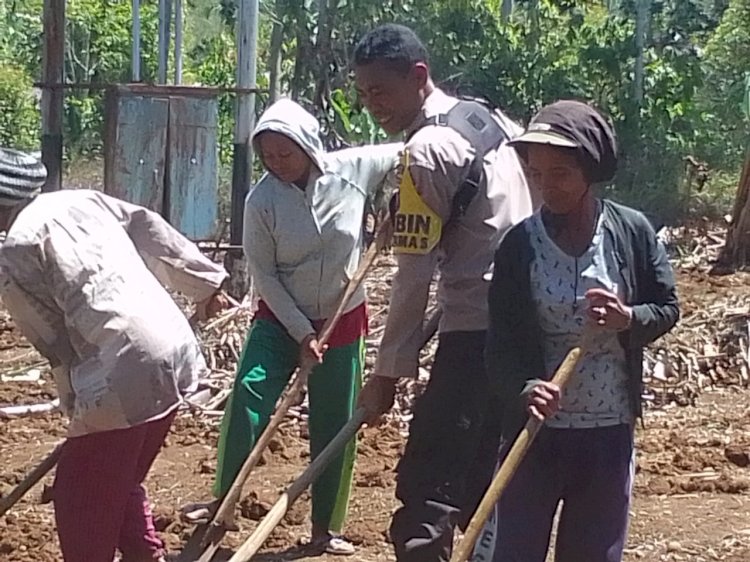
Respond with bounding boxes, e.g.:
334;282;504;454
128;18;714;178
716;152;750;271
624;0;650;191
528;0;539;31
290;9;311;100
633;0;649;106
313;0;333;111
501;0;513;23
291;27;308;100
268;2;284;103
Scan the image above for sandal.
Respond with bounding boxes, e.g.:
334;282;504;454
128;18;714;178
318;535;355;556
179;501;215;524
180;501;240;532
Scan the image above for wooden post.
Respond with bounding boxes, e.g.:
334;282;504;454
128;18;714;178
313;0;332;109
225;0;259;300
41;0;65;192
231;0;259;243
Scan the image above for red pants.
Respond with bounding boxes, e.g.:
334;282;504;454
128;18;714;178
53;411;176;562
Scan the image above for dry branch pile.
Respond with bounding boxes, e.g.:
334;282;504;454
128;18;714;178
643;223;750;409
3;223;749;423
187;253;438;430
187;225;750;427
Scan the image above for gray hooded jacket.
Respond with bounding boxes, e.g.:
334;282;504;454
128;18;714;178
243;99;400;342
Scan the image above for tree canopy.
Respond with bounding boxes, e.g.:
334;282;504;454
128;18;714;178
0;0;748;219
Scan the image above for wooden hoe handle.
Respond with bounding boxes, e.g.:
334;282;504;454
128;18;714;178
450;346;585;562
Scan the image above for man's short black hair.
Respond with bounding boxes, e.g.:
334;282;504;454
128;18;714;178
353;24;429;73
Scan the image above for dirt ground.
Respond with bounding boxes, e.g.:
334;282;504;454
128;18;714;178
3;266;750;562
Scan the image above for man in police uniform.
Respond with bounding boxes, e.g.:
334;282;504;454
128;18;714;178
353;24;536;561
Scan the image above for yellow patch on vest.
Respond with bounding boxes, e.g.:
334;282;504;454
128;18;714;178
392;151;442;255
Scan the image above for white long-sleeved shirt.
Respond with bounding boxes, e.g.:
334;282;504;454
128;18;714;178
243;99;401;342
0;190;228;437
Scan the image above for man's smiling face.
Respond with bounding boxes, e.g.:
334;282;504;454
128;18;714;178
353;60;428;136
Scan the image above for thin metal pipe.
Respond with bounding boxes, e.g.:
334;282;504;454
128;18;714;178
174;0;182;84
132;0;140;81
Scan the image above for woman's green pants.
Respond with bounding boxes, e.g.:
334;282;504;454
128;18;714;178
212;319;363;532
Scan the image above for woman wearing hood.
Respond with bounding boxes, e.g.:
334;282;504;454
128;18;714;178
195;99;400;555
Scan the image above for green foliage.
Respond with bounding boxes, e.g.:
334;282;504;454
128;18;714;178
0;0;43;78
0;63;40;150
0;0;162;156
301;0;734;219
188;32;237;164
63;0;161;156
0;0;746;220
328;88;388;146
689;168;741;219
700;0;750;166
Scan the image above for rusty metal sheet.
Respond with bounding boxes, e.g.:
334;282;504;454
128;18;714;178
165;96;219;240
103;94;168;213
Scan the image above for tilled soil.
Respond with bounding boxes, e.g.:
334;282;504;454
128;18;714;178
3;267;750;562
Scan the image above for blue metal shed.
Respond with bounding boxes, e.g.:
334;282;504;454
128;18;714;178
103;85;219;240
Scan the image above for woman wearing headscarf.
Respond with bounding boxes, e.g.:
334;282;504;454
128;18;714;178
482;100;680;562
